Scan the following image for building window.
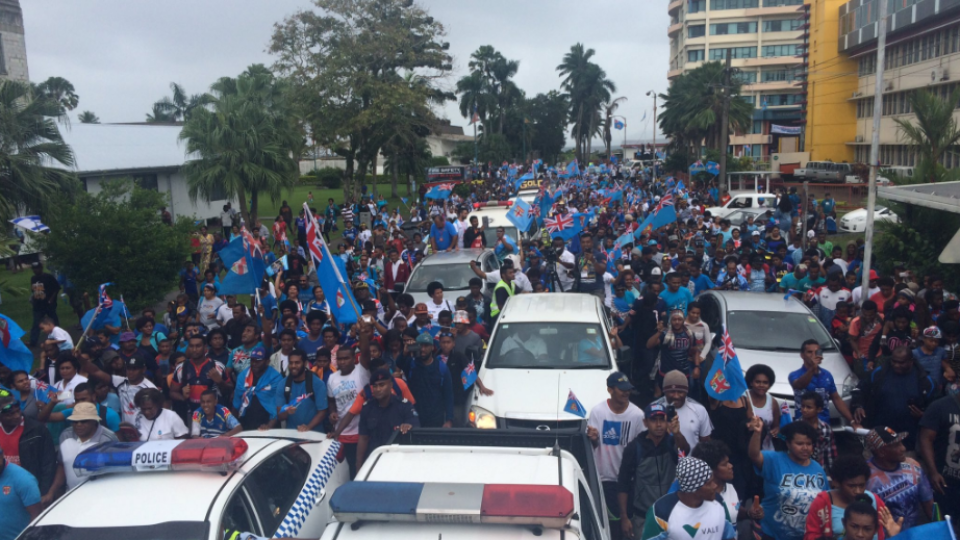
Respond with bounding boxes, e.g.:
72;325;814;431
762;19;802;32
688;25;706;38
689;0;707;13
735;70;758;84
133;174;159;191
710;46;757;60
688;49;705;62
761;69;798;82
710;0;759;10
752;120;764;134
710;21;758;35
763;93;803;106
762;44;799;57
740;95;757;105
762;0;803;5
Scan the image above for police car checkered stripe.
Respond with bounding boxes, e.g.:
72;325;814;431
273;441;341;539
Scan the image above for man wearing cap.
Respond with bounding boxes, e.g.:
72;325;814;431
232;343;284;431
356;368;419;470
0;443;41;540
587;373;646;539
639;457;735;540
117;331;150;372
80;347;158;425
851;269;881;307
411;303;438;337
58;402;117;490
452;310;483;359
914;326;947;385
652;370;712;452
0;391;57;508
865;426;934;532
405;332;454;428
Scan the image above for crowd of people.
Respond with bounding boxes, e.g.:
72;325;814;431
1;159;958;540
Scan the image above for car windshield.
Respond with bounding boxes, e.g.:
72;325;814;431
487;322;611;369
482;226;518;246
726;310;837;352
20;522;208;540
406;261;476;292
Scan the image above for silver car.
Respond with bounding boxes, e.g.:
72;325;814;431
402;249;500;306
696;291;858;428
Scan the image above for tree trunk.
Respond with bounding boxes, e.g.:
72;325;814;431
356;159;369;201
391;154;399;198
371;153;379;200
236;185;250;227
343;157;354;202
249;190;259;227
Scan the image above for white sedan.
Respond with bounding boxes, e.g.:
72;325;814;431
839;206;899;233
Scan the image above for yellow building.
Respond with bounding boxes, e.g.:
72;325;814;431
802;0;857;163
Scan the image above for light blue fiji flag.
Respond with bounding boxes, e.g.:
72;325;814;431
705;327;749;401
304;204;360;325
706;161;721;176
218;229;268;296
689;160;706;174
462;360;478;390
894;518;955;540
506;198;535;233
634;192;677;237
615;231;635;250
401;197;409;206
0;314;33;372
425;182;455;200
563;390;587;418
567;159;581;178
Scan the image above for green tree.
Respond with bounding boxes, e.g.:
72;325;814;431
526;92;568;163
78;110;99;124
41;179;193;310
894;88;960;184
0;80;78;222
270;0;452;200
147;82;212;123
180;65;301;225
602;97;627;159
557;44;616;162
34;76;79;115
659;62;752;157
384;137;432;196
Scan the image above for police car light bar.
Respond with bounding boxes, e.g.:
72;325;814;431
74;438;248;477
330;482;574;529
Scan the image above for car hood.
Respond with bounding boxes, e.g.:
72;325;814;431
473;367;614;420
735;347;856;401
842;209;868;221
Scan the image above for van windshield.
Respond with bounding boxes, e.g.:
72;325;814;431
487;323;612;369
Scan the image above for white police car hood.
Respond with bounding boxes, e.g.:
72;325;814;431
475;368;612;421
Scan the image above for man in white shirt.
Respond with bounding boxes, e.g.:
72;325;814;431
216;295;239;327
851;269;880;308
471;259;533;293
79;353;157;424
652;370;713;452
58;403;118;489
455;207;470;250
328;323;374;477
498;325;548;359
425;282;455;323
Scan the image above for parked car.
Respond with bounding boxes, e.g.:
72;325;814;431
705;191;778;219
696;291;857;427
839;206;899;233
403;249;500;305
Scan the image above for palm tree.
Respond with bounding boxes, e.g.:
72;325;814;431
78;111;99;124
557;44;615;162
145;102;176;123
147;82;212;123
0;80;77;222
603;97;627;158
35;76;79;115
894;88;960;183
456;46;521;139
180;67;301;225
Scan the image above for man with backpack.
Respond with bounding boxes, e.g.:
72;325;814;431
277;350;328;432
356;368;419;470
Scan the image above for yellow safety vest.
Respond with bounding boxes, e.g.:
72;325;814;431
490;280;516;317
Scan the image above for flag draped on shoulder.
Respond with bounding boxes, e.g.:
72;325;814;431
0;314;33;373
304;203;360;325
705;326;749;401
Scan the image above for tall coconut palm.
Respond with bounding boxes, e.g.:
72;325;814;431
78;111;99;124
0;80;77;222
602;97;627;158
180;68;300;225
894;88;960;183
456;46;521;138
34;76;79;115
148;82;212;123
557;44;615;162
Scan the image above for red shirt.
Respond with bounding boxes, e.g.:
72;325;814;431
471;323;490;341
0;419;24;465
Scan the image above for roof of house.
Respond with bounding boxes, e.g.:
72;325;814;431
53;123;191;175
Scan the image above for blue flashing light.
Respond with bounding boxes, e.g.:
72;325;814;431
331;481;423;520
73;441;143;472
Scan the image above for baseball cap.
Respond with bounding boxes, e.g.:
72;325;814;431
354;281;369;290
651;267;663;276
606;372;634;391
415;332;433;345
126;356;145;369
119;331;136;342
100;349;119;362
865;426;907;452
176;306;189;316
414;303;429;315
0;389;15;413
869;269;880;280
67;402;101;422
751;230;760;236
645;403;668;418
370;368;393;384
806;230;816;238
249;347;266;361
923;326;943;339
453;310;470;325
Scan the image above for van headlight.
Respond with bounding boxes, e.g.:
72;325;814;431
469;406;497;429
841;374;856;399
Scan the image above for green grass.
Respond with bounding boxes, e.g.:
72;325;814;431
256;183;416;221
0;266;81;338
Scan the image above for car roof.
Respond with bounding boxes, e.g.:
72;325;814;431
364;446;575;486
419;249;488;266
36;438;281;527
468;206;513;225
498;293;604;324
701;290;812;314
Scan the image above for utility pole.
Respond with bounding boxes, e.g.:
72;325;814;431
861;0;887;307
718;49;732;196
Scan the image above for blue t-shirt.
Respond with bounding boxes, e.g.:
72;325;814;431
298;335;325;363
659;287;694;315
430;221;459;251
756;451;828;540
281;374;329;432
788;365;837;423
913;347;946;385
0;463;41;540
691;274;716;296
180;268;199;296
780;272;802;292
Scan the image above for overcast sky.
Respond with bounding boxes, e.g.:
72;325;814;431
22;0;668;144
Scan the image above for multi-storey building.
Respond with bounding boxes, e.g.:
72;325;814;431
0;0;27;83
841;0;960;168
667;0;807;158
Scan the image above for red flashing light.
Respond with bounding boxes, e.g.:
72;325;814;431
171;438;248;467
480;484;574;527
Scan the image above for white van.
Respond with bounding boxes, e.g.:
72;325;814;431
467;293;617;430
705;191;778;219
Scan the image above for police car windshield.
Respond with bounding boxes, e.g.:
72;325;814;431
20;522;208;540
487;323;611;369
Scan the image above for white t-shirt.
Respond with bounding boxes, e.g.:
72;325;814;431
198;297;224;330
485;269;533;293
558;250;576;290
718;482;740;525
54;375;88;406
48;326;74;351
656;498;732;540
327;365;371;439
456;219;469;249
135;408;188;441
851;285;880;306
586;400;646;482
426;299;454;323
60;436;103;489
817;287;852;310
111;375;158;424
216;303;235;327
653;396;713;452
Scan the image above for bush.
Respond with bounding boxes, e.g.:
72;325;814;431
453;182;472;198
428;156;450;167
304;167;343;189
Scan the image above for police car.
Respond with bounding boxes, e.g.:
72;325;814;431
319;429;610;540
19;430;348;540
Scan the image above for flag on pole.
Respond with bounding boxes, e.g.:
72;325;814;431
425;183;454;200
304;203;360;325
470;103;480;125
705;326;749;401
563;390;587;418
689;160;706;174
544;213;582;241
462;360;478;390
0;314;33;373
98;283;113;308
635;193;677;237
614;119;625;130
218;228;267;296
892;518;955;540
706;161;721;176
615;231;635;250
506;198;536;233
